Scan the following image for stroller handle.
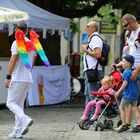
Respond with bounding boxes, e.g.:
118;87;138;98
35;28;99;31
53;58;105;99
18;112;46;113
112;64;117;71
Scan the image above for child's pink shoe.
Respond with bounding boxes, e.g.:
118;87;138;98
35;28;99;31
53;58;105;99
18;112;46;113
80;115;88;121
90;114;98;121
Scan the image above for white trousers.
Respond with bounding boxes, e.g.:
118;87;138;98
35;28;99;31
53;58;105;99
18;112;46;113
6;81;32;131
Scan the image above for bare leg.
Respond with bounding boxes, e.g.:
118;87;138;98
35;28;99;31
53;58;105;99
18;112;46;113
119;106;126;124
125;105;132;124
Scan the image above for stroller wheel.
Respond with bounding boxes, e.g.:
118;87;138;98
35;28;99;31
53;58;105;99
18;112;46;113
99;122;104;131
104;119;108;128
94;121;99;131
79;120;90;130
117;120;122;127
106;120;114;129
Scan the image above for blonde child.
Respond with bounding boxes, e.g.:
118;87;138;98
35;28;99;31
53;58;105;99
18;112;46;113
114;55;140;132
80;76;114;123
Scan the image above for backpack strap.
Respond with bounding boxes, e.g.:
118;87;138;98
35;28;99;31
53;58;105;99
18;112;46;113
85;34;101;70
87;34;103;51
88;34;103;44
85;54;98;70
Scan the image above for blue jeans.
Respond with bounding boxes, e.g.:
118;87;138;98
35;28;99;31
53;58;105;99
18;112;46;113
84;71;103;116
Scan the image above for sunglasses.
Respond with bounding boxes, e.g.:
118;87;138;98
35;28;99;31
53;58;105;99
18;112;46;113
85;25;91;28
123;22;131;28
85;25;94;29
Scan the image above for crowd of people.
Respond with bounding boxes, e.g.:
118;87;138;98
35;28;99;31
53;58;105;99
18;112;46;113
81;13;140;133
2;13;140;139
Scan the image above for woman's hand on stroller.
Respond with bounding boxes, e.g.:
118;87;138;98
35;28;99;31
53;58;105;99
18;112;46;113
114;91;120;98
111;63;117;70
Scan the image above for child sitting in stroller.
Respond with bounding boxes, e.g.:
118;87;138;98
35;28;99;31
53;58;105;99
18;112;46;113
80;76;114;123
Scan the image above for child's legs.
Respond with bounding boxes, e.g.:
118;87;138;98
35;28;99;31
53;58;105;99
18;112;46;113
94;100;106;117
125;105;132;124
119;98;131;124
83;100;96;116
119;105;126;124
132;107;140;125
131;100;140;125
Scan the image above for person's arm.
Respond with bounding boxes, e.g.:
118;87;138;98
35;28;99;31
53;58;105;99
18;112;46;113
4;54;18;88
82;45;101;59
114;80;128;98
111;61;123;69
31;55;37;70
130;65;140;80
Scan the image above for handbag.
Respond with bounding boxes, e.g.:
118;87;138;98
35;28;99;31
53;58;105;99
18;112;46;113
86;68;100;82
85;55;102;82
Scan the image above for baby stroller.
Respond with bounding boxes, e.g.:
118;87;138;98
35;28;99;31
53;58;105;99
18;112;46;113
78;69;122;131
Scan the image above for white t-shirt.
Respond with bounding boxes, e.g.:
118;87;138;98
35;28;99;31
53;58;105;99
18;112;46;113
11;37;37;83
128;27;140;68
83;32;103;71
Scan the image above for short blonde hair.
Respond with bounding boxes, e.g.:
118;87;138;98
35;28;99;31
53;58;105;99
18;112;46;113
88;21;99;31
100;76;114;85
122;14;136;23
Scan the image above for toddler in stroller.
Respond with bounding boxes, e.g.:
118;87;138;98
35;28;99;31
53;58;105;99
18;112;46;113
79;71;122;131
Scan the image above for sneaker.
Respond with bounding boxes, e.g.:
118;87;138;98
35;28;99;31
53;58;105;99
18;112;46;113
116;124;130;133
131;125;140;133
8;131;23;139
21;127;29;135
80;115;89;121
113;124;123;131
131;120;137;129
88;118;97;125
9;132;17;138
20;116;33;135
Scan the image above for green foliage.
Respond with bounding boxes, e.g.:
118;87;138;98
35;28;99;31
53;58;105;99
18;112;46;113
70;19;80;34
97;4;121;26
28;0;140;20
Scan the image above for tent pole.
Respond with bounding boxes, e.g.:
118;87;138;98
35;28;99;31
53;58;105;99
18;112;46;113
67;30;71;66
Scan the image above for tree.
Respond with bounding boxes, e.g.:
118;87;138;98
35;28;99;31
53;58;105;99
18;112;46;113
27;0;140;19
27;0;140;65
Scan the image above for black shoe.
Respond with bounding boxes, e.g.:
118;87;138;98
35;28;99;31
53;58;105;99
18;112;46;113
132;126;140;133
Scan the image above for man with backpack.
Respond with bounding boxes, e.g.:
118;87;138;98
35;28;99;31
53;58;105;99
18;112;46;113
82;21;104;106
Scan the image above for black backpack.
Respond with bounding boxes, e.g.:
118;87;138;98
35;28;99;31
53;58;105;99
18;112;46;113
88;34;110;66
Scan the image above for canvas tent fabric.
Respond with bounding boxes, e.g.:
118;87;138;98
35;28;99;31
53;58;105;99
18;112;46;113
0;7;29;23
0;0;70;35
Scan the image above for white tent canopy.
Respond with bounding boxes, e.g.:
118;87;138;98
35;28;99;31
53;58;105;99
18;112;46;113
0;0;70;35
0;7;29;23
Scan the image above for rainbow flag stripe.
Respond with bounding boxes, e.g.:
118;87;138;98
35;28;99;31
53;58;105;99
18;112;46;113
29;30;50;67
15;29;31;70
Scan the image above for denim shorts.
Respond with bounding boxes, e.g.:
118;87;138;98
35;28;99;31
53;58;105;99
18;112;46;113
120;98;137;107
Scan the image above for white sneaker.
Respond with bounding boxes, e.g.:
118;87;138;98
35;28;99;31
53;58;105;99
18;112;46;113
8;130;23;139
20;116;33;135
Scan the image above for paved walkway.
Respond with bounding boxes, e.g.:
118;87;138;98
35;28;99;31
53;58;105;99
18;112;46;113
0;104;140;140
